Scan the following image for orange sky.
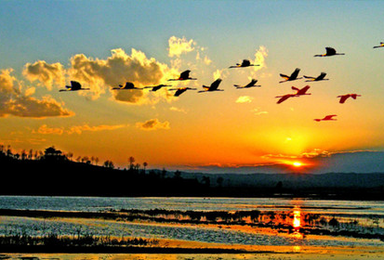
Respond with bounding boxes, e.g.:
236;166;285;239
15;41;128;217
1;1;384;173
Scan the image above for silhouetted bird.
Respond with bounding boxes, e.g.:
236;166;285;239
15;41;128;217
234;79;261;89
337;94;361;104
59;81;90;92
144;84;172;92
168;70;197;81
112;82;141;90
276;85;311;104
314;115;337;122
373;42;384;48
170;87;197;97
229;59;259;68
279;68;302;83
304;72;329;82
314;47;345;57
198;79;223;93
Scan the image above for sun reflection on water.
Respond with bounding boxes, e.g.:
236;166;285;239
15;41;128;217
293;210;301;229
290;208;304;239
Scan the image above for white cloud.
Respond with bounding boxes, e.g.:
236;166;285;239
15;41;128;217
168;36;196;57
236;96;253;103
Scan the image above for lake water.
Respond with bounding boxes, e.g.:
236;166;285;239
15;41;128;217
1;196;384;215
1;196;384;248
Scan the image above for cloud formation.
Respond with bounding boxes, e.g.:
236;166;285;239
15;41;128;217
34;123;128;135
136;118;170;131
68;48;173;103
0;69;72;118
23;60;65;90
168;36;196;57
252;107;268;116
236;96;253;103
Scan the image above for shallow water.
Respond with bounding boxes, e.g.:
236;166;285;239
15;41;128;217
1;196;383;249
1;196;384;215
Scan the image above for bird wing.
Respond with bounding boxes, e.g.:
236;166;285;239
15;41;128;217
71;81;81;90
209;79;222;90
290;68;300;79
338;95;349;104
297;86;310;95
303;75;315;79
174;88;187;96
280;74;289;80
241;59;251;67
325;47;336;56
124;82;135;89
276;94;292;104
179;70;190;80
324;115;337;120
317;72;326;80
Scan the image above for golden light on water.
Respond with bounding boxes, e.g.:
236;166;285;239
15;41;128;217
293;210;301;229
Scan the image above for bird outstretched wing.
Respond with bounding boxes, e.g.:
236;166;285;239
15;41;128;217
71;81;82;90
338;95;349;104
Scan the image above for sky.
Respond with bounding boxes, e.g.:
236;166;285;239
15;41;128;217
1;0;384;174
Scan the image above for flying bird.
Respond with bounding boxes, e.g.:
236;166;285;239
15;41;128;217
168;70;197;81
234;79;261;89
314;47;345;57
59;81;90;92
314;115;337;122
304;72;329;82
112;82;141;90
279;68;302;83
170;87;197;97
275;93;296;104
229;59;259;68
198;79;223;93
337;93;361;104
144;84;172;92
373;42;384;48
275;85;311;104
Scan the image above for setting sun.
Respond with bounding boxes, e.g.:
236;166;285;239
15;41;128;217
293;162;303;167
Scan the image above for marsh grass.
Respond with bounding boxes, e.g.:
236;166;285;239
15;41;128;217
0;228;158;248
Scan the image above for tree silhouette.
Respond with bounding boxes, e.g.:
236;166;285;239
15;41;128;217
143;162;148;174
129;156;135;170
28;149;33;160
7;145;12;157
21;149;27;160
103;160;114;168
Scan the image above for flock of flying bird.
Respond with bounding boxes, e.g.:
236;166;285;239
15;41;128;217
59;45;384;122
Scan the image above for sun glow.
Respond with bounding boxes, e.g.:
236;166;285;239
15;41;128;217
292;161;302;167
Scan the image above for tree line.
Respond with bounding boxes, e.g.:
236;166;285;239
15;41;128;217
0;144;151;174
